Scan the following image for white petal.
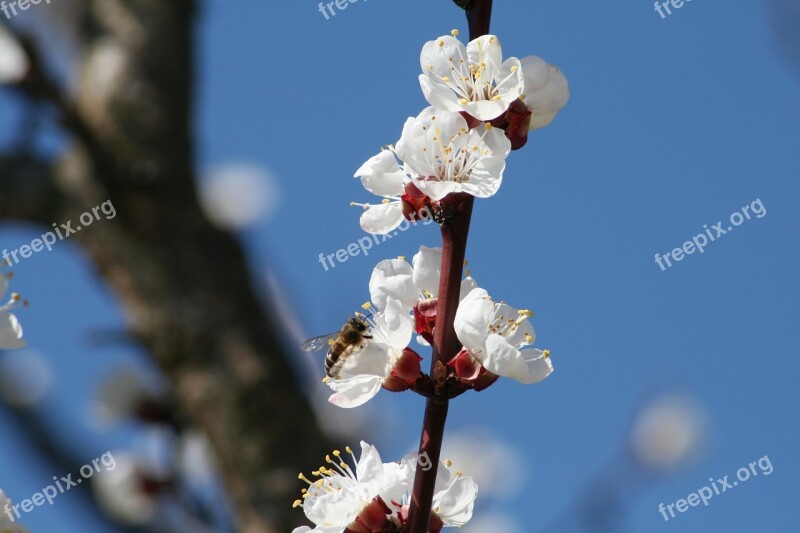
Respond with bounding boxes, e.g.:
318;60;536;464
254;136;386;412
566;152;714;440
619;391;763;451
481;333;528;378
516;348;553;384
359;203;404;235
412;246;443;297
327;375;384;408
355;151;406;197
478;125;512;158
0;312;25;349
420;36;470;80
369;259;417;312
434;476;478;526
494;57;525;104
418;75;464;115
340;341;391;377
467;35;503;82
453;288;492;353
356;441;385;494
462;100;509;122
413;179;461;202
305;489;361;527
460;155;505;198
427;110;469;140
376;298;414;350
459;277;479;301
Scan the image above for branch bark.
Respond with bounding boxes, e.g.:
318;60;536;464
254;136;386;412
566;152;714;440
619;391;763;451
1;2;335;531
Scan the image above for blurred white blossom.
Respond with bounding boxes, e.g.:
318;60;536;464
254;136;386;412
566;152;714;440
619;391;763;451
0;350;52;407
460;512;522;533
200;163;281;229
92;453;158;526
441;428;525;498
630;394;707;471
0;26;28;84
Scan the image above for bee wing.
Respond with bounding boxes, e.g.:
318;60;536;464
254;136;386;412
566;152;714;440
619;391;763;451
301;332;339;352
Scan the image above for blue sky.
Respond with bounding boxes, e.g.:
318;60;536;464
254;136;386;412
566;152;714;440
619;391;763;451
1;0;799;531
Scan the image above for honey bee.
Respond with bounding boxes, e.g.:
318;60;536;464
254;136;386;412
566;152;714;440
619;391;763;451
301;316;373;379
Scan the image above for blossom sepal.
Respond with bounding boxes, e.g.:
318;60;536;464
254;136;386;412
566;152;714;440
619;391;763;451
447;347;500;392
382;348;423;393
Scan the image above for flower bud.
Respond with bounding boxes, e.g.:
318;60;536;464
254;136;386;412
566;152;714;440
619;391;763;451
414;298;438;344
391;348;422;384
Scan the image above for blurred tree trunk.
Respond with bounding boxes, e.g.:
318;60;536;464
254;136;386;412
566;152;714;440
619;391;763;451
1;1;332;531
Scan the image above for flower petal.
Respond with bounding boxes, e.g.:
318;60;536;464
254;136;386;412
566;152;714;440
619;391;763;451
375;298;414;351
418;75;464;115
369;259;417;312
327;374;384;408
355;151;406;197
356;441;385;495
433;475;478;526
454;288;493;354
481;333;528;378
412;246;442;297
517;348;554;384
359;203;404;235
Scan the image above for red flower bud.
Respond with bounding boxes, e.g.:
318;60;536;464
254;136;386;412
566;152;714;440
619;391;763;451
414;298;438;344
391;347;422;384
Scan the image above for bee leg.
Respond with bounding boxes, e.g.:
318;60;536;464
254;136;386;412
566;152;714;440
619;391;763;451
363;334;373;339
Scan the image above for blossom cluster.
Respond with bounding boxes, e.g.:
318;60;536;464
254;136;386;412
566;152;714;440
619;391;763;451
292;442;476;533
297;29;567;532
353;31;568;235
324;245;553;408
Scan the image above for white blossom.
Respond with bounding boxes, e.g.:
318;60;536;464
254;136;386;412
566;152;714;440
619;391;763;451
354;108;510;233
630;394;706;471
0;26;28;84
294;442;389;532
454;288;552;384
381;452;478;529
419;33;524;121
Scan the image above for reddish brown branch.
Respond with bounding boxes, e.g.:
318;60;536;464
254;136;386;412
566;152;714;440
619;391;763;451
403;0;495;528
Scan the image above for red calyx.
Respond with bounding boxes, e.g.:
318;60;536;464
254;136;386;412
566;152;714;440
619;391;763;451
402;183;432;222
489;99;531;150
348;497;393;532
447;348;499;392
